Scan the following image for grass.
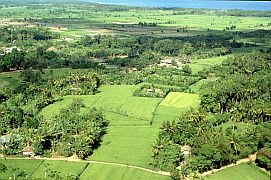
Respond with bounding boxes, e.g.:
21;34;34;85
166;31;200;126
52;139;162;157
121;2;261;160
160;92;200;109
206;163;270;180
217;120;256;132
80;163;169;180
188;55;230;75
188;64;207;74
0;71;21;90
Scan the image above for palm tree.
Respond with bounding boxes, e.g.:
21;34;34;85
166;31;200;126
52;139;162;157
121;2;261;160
151;139;164;156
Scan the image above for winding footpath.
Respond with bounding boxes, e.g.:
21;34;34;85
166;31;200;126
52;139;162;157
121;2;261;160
4;153;268;178
5;156;171;176
201;153;258;176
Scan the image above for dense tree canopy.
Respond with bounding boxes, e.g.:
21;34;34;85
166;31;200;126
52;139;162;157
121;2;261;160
152;51;271;177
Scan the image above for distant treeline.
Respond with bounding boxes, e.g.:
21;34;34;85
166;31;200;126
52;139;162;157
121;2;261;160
1;1;271;17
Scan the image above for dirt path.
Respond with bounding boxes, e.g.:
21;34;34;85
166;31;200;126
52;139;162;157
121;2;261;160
4;153;264;178
6;157;171;176
201;153;257;176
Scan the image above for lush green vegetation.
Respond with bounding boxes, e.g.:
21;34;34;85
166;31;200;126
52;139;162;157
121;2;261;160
151;51;271;178
0;0;270;179
41;85;195;168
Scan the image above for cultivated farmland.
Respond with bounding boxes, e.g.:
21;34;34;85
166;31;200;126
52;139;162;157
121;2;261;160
80;163;169;180
41;85;200;169
1;1;271;179
206;163;270;180
160;92;200;109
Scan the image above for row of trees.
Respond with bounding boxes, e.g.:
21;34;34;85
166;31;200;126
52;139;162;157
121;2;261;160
79;34;234;58
49;71;100;96
0;26;58;43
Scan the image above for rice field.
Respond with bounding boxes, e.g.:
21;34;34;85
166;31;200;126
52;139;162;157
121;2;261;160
0;159;268;180
0;158;169;179
42;85;161;168
192;56;229;66
31;160;88;179
80;163;169;180
1;5;270;39
0;3;270;180
0;159;44;179
160;92;200;109
41;85;200;169
206;163;270;180
0;159;87;179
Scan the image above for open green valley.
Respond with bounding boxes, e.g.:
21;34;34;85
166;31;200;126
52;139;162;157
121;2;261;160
0;0;271;179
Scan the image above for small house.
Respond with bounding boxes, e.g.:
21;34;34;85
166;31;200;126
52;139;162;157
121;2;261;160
147;88;153;93
22;144;34;156
181;145;192;156
46;46;58;52
132;67;138;71
4;46;22;54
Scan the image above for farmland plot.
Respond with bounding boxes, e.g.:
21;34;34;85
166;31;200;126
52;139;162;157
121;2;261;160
41;85;200;169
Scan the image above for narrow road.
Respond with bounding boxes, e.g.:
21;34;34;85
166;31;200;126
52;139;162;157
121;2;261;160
5;156;171;176
4;153;265;178
201;153;257;176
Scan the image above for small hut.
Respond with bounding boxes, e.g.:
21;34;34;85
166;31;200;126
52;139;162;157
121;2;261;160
4;46;22;54
46;46;58;52
181;145;192;156
21;143;34;156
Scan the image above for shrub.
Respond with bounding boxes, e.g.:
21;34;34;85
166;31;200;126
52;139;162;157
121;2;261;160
255;148;271;171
